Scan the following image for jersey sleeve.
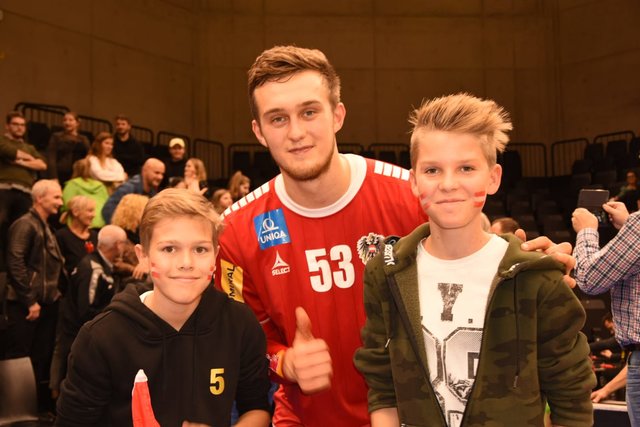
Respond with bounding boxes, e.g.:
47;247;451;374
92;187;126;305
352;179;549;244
215;218;290;381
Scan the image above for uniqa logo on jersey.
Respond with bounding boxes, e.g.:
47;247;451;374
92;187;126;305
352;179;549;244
253;208;291;250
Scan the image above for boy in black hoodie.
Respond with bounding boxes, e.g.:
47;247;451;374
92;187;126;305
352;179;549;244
56;189;271;426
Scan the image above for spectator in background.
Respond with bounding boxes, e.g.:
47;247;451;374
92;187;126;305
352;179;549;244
87;131;126;193
589;312;623;362
110;194;149;286
490;216;521;234
228;170;250;202
112;114;145;177
0;111;47;272
46;112;90;186
162;137;187;188
110;194;148;245
611;170;639;213
50;224;127;399
572;200;640;424
61;159;109;229
177;157;209;196
102;158;164;224
211;188;233;214
56;195;99;279
5;179;66;412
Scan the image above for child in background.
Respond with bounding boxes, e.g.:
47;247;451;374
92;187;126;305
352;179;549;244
56;189;271;426
354;93;594;427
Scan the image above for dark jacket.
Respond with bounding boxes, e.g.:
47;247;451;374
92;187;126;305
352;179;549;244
354;224;596;427
56;285;271;426
46;131;90;184
60;251;115;337
113;135;145;177
7;208;65;307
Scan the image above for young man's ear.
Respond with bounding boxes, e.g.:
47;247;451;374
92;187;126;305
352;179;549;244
252;120;268;149
134;244;149;271
332;102;346;133
487;163;502;195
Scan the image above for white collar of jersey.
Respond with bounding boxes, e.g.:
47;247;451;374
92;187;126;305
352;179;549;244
274;153;367;218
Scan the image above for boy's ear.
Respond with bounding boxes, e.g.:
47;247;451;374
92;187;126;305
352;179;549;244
409;169;420;198
134;244;149;272
487;163;502;195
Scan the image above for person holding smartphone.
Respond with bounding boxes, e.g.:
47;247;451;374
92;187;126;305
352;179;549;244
572;201;640;425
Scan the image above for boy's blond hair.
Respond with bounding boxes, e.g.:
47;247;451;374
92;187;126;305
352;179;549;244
138;189;222;251
248;45;341;121
409;93;512;167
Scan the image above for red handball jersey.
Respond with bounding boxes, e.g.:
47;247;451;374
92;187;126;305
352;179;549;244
215;154;427;427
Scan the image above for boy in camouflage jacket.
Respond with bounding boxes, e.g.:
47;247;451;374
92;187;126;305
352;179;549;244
354;94;595;426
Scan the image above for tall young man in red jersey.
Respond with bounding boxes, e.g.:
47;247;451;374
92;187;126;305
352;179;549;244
215;46;576;426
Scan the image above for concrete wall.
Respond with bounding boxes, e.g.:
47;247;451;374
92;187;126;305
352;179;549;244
0;0;637;153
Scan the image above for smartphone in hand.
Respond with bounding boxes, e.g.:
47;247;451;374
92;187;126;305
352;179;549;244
578;189;610;225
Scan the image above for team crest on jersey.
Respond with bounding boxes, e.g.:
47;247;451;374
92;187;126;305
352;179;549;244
254;209;291;250
356;232;385;264
271;251;290;276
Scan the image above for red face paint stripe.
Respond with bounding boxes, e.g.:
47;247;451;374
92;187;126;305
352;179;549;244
474;191;486;197
151;271;160;279
473;201;484;207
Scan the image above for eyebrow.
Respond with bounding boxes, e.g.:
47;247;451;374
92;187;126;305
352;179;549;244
262;100;322;118
156;240;213;245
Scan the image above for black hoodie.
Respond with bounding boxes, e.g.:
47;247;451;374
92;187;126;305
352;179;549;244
56;284;270;426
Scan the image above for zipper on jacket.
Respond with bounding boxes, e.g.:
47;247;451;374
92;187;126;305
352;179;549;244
386;274;448;427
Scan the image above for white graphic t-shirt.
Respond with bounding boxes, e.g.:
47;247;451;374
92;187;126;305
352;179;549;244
417;234;508;427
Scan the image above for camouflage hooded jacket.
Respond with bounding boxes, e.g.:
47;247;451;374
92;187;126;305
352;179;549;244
354;223;595;426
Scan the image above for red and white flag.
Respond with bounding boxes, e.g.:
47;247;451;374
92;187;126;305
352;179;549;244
131;369;160;427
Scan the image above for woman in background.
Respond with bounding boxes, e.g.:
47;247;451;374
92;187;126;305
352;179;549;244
228;170;250;202
611;170;639;212
211;188;233;214
61;159;109;229
47;112;90;185
56;195;98;280
177;157;209;197
110;194;148;285
87;132;126;193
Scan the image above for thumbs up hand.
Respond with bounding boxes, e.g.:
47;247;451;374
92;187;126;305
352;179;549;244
282;307;333;394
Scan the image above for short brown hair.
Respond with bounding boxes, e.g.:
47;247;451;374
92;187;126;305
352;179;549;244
248;45;341;120
114;114;131;124
409;93;512;167
6;111;24;124
491;217;521;234
138;189;222;252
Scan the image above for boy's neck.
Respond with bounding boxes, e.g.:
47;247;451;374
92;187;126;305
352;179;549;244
143;292;200;331
424;221;491;260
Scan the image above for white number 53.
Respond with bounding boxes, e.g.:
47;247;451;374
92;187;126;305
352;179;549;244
305;245;355;292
